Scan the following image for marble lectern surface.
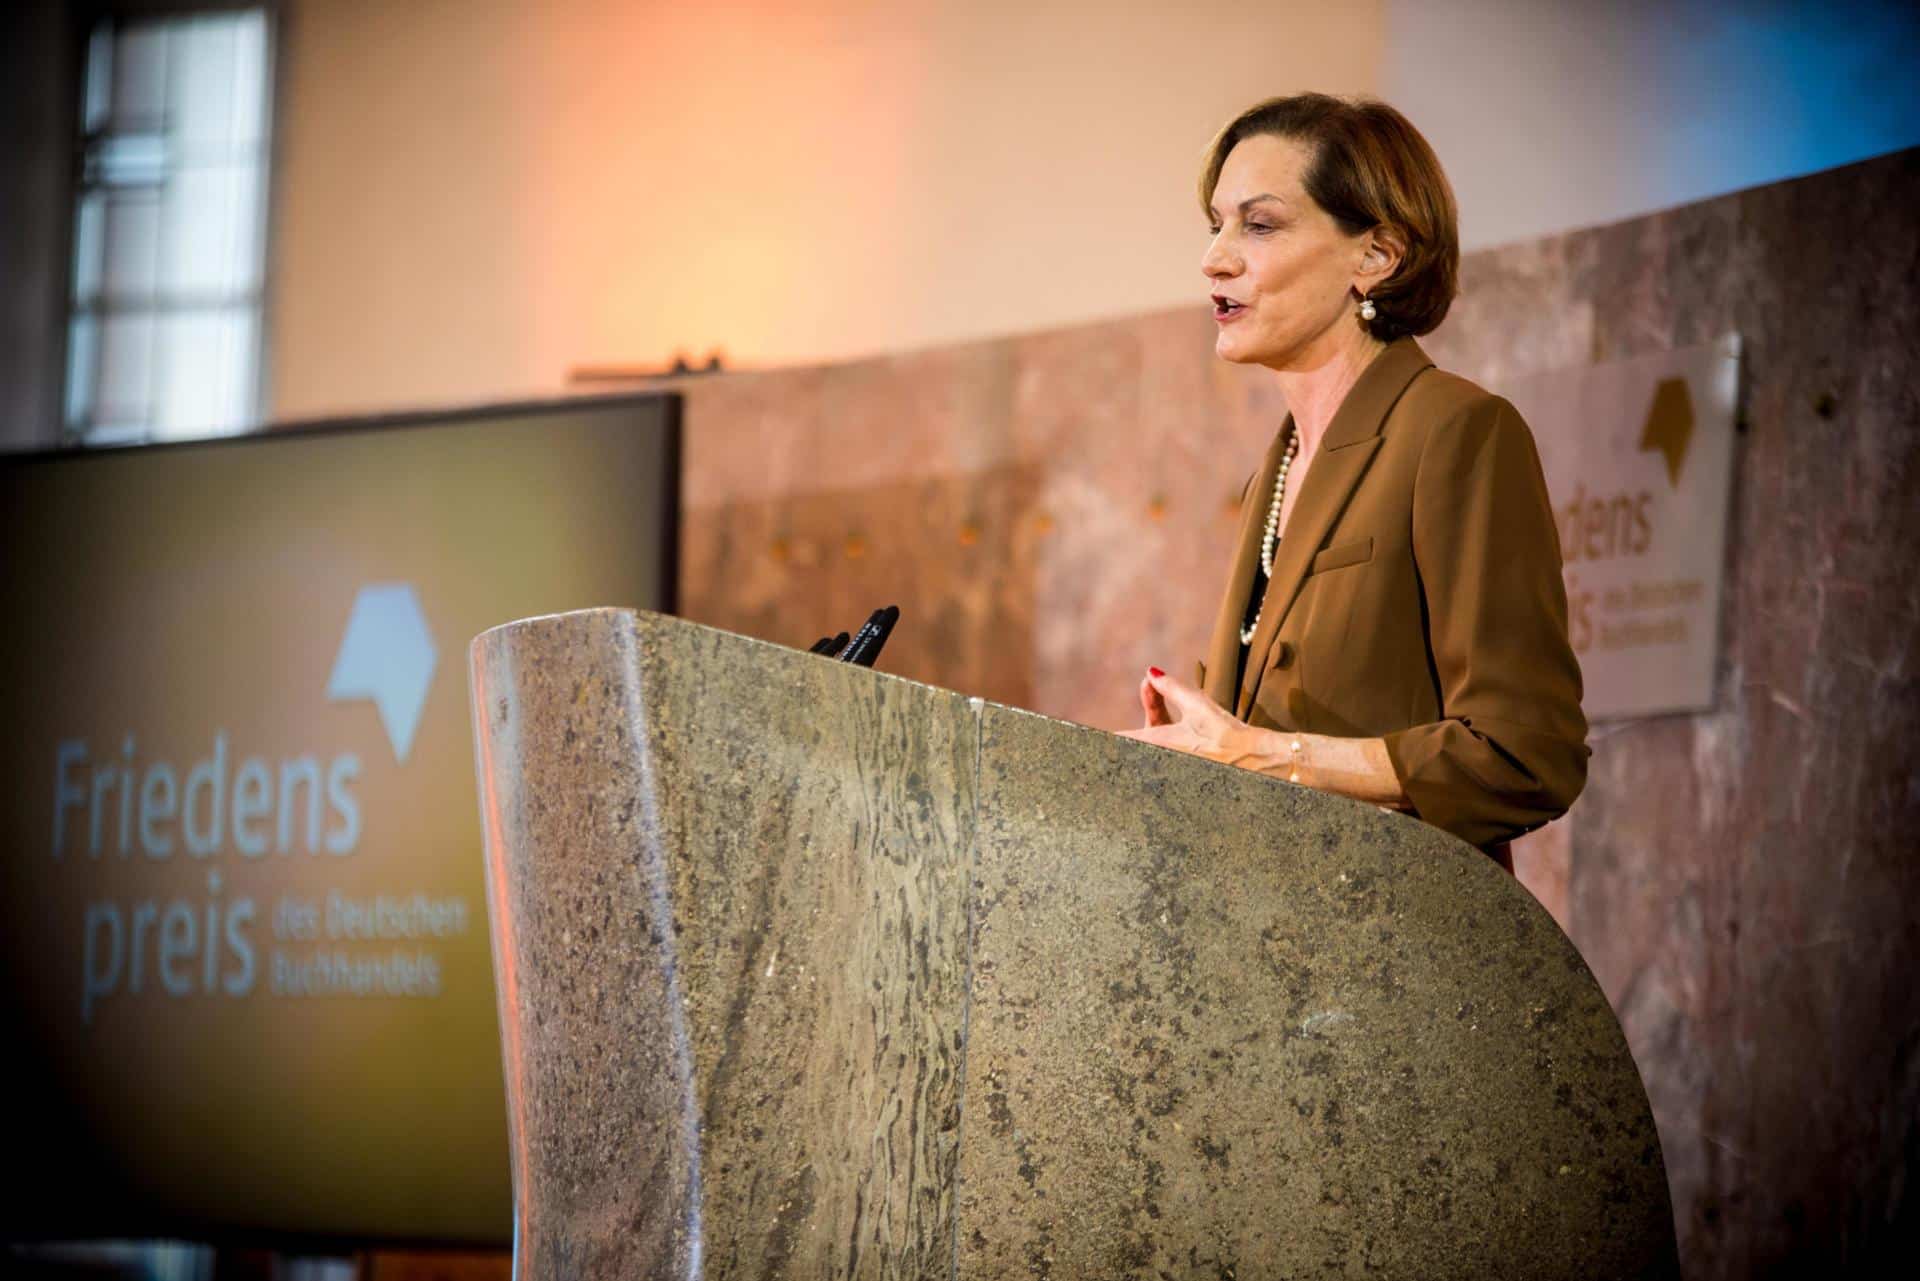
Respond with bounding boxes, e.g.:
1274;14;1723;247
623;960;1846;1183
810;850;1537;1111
469;608;1676;1279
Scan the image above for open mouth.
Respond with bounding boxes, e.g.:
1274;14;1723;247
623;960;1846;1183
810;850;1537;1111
1212;295;1246;320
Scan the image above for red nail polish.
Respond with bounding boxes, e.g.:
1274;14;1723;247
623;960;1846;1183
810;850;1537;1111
1148;667;1165;678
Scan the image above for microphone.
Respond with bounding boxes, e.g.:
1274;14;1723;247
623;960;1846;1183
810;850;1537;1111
837;609;887;664
842;605;899;668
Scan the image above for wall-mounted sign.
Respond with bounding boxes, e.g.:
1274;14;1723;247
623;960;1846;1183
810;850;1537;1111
1503;335;1741;721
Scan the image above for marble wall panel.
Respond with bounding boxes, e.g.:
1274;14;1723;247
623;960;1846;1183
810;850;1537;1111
1425;147;1920;1278
680;310;1274;734
680;465;1045;713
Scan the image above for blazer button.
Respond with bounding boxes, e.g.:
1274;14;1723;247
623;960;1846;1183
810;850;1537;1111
1272;641;1296;670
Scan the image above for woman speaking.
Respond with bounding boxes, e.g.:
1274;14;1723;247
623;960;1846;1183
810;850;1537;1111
1125;94;1588;870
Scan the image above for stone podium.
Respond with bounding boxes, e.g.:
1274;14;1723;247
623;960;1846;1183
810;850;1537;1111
468;608;1676;1279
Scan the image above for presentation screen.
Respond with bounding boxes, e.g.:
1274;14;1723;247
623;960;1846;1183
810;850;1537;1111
0;394;679;1245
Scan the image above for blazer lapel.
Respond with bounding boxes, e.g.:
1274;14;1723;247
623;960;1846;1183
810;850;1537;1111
1201;421;1295;709
1235;338;1435;721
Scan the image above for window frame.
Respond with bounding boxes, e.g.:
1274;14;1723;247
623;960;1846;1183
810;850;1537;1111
61;0;284;448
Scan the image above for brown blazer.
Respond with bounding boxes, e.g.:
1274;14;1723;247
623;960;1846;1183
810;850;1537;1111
1198;336;1589;852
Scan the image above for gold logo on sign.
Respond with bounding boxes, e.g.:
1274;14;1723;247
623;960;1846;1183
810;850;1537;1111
1639;376;1694;487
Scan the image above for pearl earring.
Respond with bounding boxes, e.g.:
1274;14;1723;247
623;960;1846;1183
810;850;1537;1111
1359;296;1377;321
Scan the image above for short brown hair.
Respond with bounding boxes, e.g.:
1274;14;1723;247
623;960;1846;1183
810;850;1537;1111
1199;93;1459;341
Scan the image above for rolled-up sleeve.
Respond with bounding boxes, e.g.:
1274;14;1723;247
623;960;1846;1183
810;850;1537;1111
1379;394;1589;849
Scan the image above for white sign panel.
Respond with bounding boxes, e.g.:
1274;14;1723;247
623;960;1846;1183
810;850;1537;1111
1502;335;1741;721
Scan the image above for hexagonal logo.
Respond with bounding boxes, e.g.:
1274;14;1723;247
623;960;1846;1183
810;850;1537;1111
1638;376;1695;488
326;583;438;764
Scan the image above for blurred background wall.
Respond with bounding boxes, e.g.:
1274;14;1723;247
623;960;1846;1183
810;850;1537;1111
264;0;1920;418
266;0;1381;419
1381;0;1920;252
9;0;1918;441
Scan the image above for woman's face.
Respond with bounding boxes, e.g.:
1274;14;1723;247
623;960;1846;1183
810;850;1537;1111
1203;133;1380;369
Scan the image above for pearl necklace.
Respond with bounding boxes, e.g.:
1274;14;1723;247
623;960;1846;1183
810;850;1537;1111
1240;430;1300;646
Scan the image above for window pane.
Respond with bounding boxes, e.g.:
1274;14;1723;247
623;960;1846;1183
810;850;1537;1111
169;15;238;151
154;307;254;438
161;163;259;297
103;191;161;303
110;23;169;131
66;316;100;428
96;311;156;426
230;11;270;148
73;193;106;303
83;23;113;134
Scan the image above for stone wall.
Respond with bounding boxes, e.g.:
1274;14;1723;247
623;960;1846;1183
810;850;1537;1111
1428;147;1920;1276
677;147;1920;1275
